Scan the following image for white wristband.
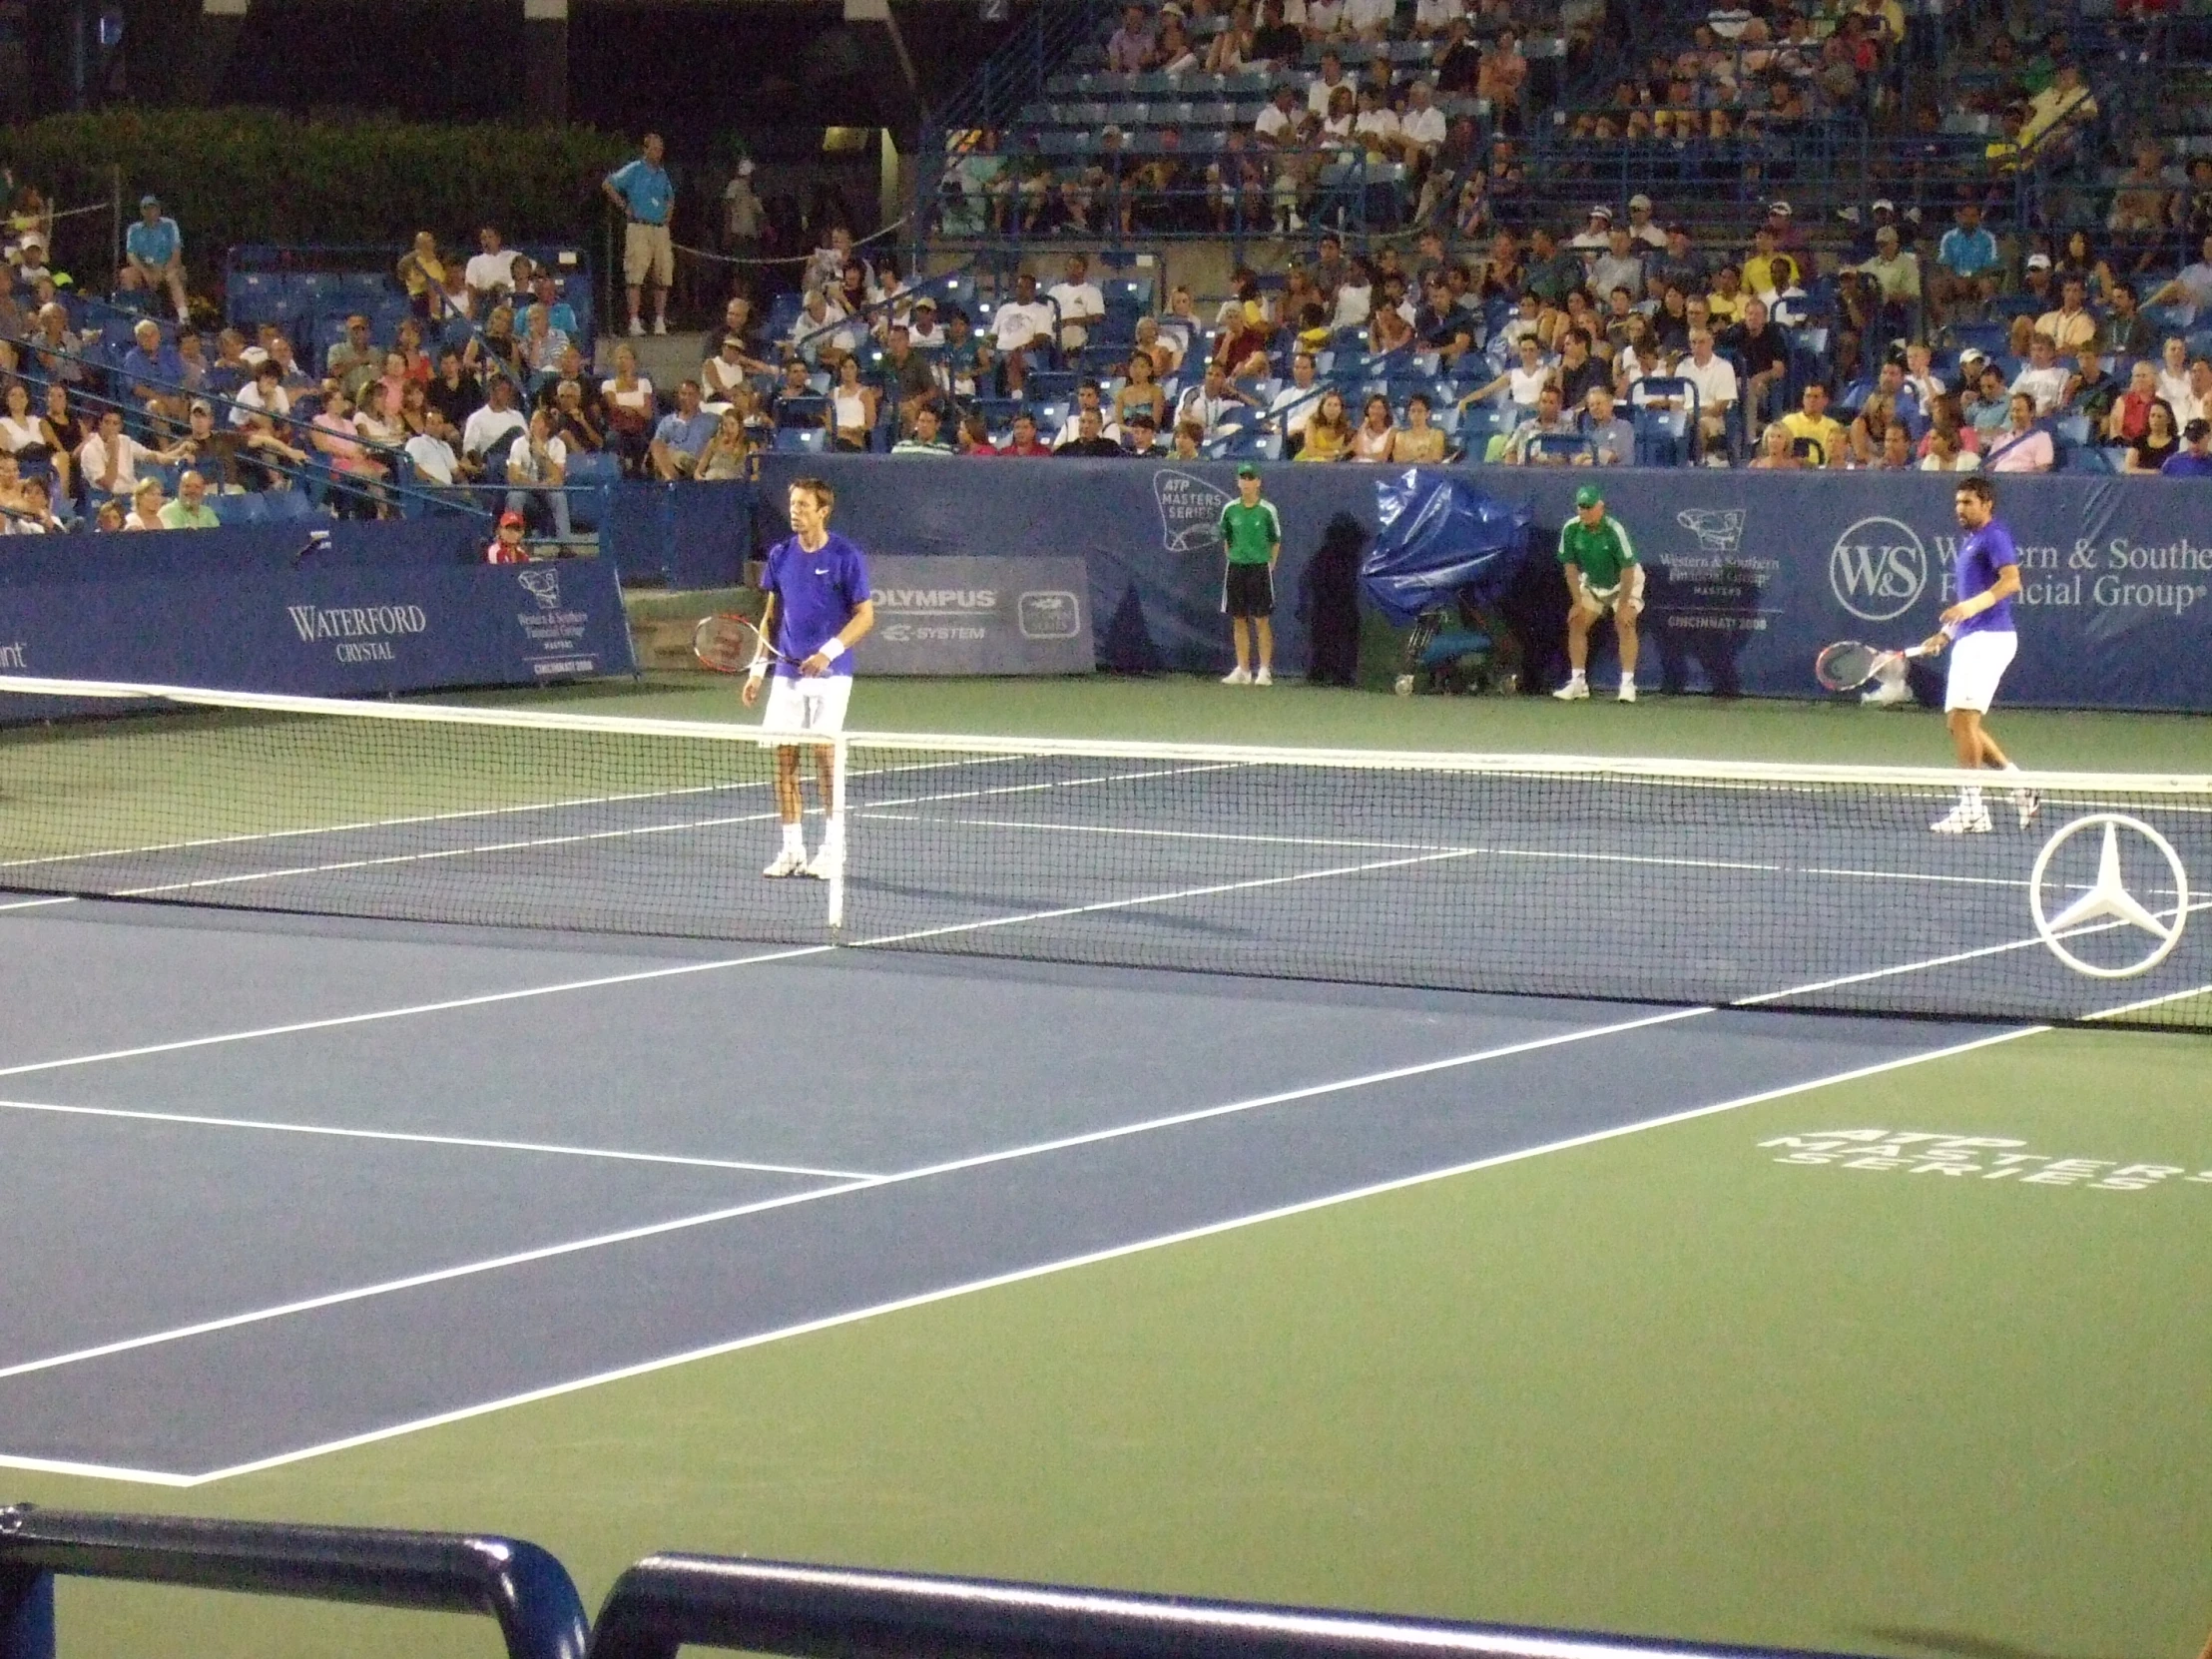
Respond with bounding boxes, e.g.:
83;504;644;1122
746;663;766;684
817;637;847;663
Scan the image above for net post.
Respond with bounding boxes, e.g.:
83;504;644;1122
826;736;847;932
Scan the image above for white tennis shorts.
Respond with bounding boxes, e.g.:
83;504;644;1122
762;673;851;738
1942;629;2016;714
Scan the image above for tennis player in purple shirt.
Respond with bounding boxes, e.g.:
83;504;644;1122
1918;475;2038;834
743;477;874;878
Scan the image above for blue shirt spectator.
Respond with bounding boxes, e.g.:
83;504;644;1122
2160;426;2212;474
605;154;674;225
1936;220;1999;277
126;212;183;272
651;380;717;477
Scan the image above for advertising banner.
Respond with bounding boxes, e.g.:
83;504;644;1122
0;552;633;722
758;454;2212;711
862;556;1092;676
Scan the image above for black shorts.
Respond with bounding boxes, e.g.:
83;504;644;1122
1223;561;1275;618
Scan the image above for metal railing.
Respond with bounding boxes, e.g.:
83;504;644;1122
0;1505;587;1659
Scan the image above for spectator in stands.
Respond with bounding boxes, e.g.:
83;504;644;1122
2067;347;2117;424
0;380;62;500
2010;334;2069;415
1651;285;1693;354
79;406;182;504
2106;360;2161;446
1647;225;1704;299
1675;328;1738;460
1553;328;1606;409
1847;393;1900;467
2036;276;2097;354
1055;407;1125;457
404;407;464;495
1047;254;1105;357
29;302;84;388
604;133;675;337
1720;296;1787;436
121;318;188;433
462;372;529;471
175;398;237;491
2181;359;2212;428
503;407;570;535
2160;417;2212;477
1779;382;1846;468
1253;0;1301;62
1177;361;1261;437
1462;333;1551;417
1295;390;1351;461
91;500;125;532
1107;3;1155;73
2124;398;2181;473
1586;232;1644;320
1582;384;1635;466
2155;334;2192;409
120;476;170;531
650;379;718;476
395;231;456;322
1844;225;1921;343
875;324;937;437
1985;393;2053;472
120;194;191;324
2096;281;2151;361
464;227;520;317
701;333;753;409
1748;423;1804;469
1916;422;1971;472
1568;204;1613;260
427;346;484;432
1348;393;1395;461
2019;60;2096;155
1502;384;1578;464
1383;393;1442;463
1053;381;1124;449
307;390;385;517
596;342;654;474
1307;47;1352;116
157;469;220;529
1345;0;1393;43
355;378;406;459
996;410;1051;455
1478;28;1527;129
2148;235;2212;327
1964;361;2013;435
883;404;948;456
8;476;63;534
989;272;1056;397
326;313;377;395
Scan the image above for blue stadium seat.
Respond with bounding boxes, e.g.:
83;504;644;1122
775;428;827;453
211;491;269;527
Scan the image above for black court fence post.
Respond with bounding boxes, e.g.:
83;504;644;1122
584;1554;1882;1659
0;1505;589;1659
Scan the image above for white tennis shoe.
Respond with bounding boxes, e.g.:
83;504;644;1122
803;847;842;880
1221;666;1253;686
1254;667;1273;686
1552;678;1589;701
1616;680;1637;703
1931;801;1993;834
763;847;810;876
2013;789;2041;829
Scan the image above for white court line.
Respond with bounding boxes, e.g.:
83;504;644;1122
0;894;76;912
0;1019;2034;1488
0;942;837;1081
0;1097;874;1181
0;1004;1706;1393
854;810;2041;890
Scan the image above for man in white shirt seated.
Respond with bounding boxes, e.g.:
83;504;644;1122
404;408;466;495
461;374;530;466
988;271;1059;396
1175;361;1261;436
1667;328;1739;460
1343;0;1394;40
2007;332;2070;416
1568;205;1614;257
1394;80;1448;165
1270;351;1323;453
1045;254;1105;355
1051;380;1125;448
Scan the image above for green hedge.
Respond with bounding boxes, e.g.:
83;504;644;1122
0;108;633;264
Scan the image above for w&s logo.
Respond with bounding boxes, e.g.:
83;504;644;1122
1828;516;1928;622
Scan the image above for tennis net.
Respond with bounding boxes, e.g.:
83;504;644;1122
2;676;2207;1031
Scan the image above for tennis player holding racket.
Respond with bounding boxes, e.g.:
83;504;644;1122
1552;483;1645;704
745;477;874;878
1919;475;2037;835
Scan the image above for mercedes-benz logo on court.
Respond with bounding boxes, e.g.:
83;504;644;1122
2028;813;2191;978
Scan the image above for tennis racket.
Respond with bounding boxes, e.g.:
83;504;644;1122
1814;639;1931;693
693;613;794;675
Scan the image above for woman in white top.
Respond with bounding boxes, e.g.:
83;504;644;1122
0;379;61;489
122;477;168;531
1350;393;1396;460
1461;334;1551;412
600;342;657;475
2156;334;2192;411
700;335;756;406
826;354;879;451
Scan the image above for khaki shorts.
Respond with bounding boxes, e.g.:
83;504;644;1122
623;221;674;287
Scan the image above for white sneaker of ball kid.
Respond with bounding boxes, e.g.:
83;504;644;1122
1616;679;1637;703
763;846;810;876
1221;666;1254;685
1254;667;1273;686
1552;677;1589;701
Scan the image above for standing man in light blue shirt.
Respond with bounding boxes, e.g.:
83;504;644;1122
602;133;675;338
122;194;191;324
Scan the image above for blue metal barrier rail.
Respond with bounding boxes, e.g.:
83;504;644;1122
0;1505;588;1659
583;1555;1880;1659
